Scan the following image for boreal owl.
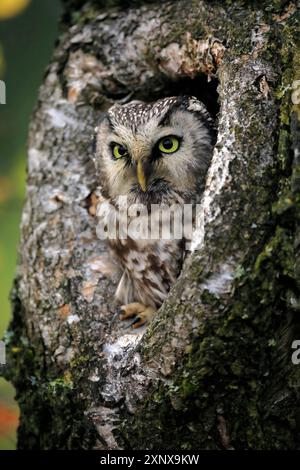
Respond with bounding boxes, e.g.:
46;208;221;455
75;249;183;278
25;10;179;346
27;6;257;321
94;95;216;327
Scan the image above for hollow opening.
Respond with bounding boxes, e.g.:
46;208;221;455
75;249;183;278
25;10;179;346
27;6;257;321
134;74;220;120
91;73;220;334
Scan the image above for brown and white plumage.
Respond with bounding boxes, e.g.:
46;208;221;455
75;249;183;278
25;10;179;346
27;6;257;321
94;96;216;327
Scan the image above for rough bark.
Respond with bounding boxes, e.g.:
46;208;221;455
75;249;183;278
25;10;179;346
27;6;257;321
1;0;300;449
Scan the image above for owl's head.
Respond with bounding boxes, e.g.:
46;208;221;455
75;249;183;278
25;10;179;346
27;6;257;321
95;96;216;204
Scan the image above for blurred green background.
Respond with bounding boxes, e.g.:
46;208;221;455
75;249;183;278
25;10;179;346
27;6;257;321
0;0;61;449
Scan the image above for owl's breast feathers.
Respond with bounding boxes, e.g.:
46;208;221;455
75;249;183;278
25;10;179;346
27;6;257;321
109;234;184;308
95;191;187;307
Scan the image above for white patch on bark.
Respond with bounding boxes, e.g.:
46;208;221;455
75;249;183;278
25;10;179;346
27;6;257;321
52;345;75;365
103;333;143;364
190;97;236;251
40;323;52;348
102;333;144;403
28;148;47;173
89;406;121;450
46;106;78;128
67;314;80;325
89;369;100;382
200;262;235;297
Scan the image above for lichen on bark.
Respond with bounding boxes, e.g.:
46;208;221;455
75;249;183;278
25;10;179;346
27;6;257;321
1;0;300;450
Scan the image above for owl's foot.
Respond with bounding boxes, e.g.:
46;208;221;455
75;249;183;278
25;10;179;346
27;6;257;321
119;302;156;329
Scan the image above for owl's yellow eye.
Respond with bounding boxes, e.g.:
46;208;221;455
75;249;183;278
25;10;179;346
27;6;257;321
158;136;180;154
112;143;128;159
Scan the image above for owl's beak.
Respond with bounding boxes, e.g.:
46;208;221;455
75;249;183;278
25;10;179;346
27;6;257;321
137;160;150;192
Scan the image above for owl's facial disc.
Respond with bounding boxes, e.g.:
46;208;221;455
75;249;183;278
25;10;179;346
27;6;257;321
109;134;181;192
95;96;215;202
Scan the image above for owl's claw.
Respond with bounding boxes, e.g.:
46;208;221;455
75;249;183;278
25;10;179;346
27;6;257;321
111;311;120;323
118;302;156;328
130;313;150;329
116;307;126;318
118;302;143;320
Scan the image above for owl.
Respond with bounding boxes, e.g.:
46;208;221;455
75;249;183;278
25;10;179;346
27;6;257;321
94;96;216;328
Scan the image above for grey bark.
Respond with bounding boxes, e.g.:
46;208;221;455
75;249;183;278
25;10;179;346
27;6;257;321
2;0;300;449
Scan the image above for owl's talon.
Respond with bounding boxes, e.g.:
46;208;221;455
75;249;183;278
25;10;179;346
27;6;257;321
117;306;127;319
119;302;143;320
123;317;142;330
117;302;156;327
111;311;120;323
131;316;146;329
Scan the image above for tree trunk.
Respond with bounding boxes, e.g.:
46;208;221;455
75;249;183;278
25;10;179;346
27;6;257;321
2;0;300;450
